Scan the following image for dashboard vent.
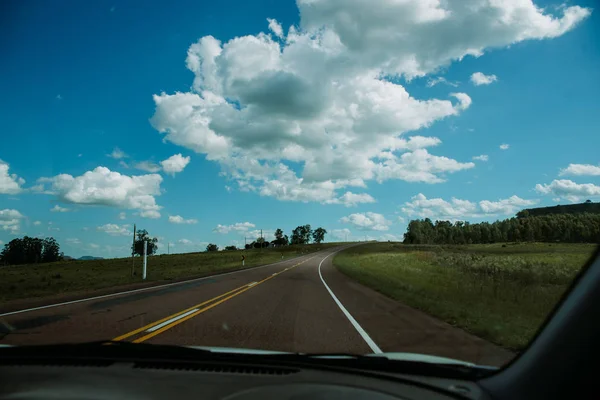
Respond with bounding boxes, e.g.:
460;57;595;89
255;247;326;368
133;362;298;376
0;359;113;367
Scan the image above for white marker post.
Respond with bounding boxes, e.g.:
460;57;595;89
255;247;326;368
142;240;147;280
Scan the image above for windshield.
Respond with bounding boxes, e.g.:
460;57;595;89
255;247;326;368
1;0;598;370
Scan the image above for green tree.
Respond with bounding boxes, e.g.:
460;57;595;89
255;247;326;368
206;243;219;252
291;225;312;244
132;229;158;256
224;245;237;251
312;227;327;243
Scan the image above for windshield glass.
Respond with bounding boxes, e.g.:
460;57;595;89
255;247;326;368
1;0;598;369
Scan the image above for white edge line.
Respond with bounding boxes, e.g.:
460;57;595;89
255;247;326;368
146;308;200;333
318;250;383;354
0;252;321;318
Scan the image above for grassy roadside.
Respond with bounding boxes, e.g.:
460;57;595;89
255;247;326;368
0;243;344;303
333;242;597;350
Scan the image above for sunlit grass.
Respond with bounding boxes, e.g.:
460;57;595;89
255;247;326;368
333;242;597;350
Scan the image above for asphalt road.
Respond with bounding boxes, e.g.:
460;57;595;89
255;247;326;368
0;246;512;365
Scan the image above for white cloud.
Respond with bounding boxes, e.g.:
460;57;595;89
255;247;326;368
0;160;25;195
340;212;392;231
66;238;81;245
107;147;127;159
33;220;42;226
0;240;3;245
267;18;284;38
149;0;589;204
500;144;510;150
324;191;376;207
374;149;474;184
160;154;191;175
246;229;275;241
426;77;458;88
89;243;100;249
0;209;24;233
97;223;132;237
330;228;352;240
40;167;163;218
472;155;489;162
470;72;497;86
479;196;538;214
559;164;600;177
214;222;255;234
402;193;538;220
118;212;126;220
169;215;198;224
178;238;193;245
50;205;70;212
134;161;161;173
139;210;161;219
535;179;600;202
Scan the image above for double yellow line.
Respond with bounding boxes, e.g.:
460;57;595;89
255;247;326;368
112;255;316;343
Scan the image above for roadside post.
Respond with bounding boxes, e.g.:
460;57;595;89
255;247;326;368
242;255;245;267
142;240;147;280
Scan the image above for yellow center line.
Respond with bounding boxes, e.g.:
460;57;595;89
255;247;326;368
112;255;316;342
132;256;315;343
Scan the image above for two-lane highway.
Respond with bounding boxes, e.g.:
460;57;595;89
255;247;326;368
0;246;513;365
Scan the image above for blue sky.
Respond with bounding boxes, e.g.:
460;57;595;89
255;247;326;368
1;0;599;258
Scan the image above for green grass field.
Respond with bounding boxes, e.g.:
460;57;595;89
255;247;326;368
0;243;343;303
333;242;598;350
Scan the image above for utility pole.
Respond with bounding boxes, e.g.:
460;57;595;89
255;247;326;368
260;229;263;252
131;223;136;277
168;242;170;255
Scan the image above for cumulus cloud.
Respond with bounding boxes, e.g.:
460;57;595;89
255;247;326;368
500;144;510;150
340;212;392;231
50;205;70;212
402;193;538;220
97;223;132;236
33;220;42;226
324;191;376;207
473;155;489;162
148;0;589;204
470;72;497;85
160;154;191;175
535;179;600;202
107;147;127;159
0;160;25;195
39;167;163;218
118;212;126;220
374;149;475;184
0;209;24;233
267;18;284;38
559;164;600;176
134;161;162;173
169;215;198;224
213;222;256;234
178;238;193;245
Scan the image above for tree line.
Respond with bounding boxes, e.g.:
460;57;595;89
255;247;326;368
1;236;63;265
516;199;600;218
207;225;328;252
403;213;600;245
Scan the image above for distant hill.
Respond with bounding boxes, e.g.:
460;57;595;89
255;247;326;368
517;200;600;218
78;256;104;260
